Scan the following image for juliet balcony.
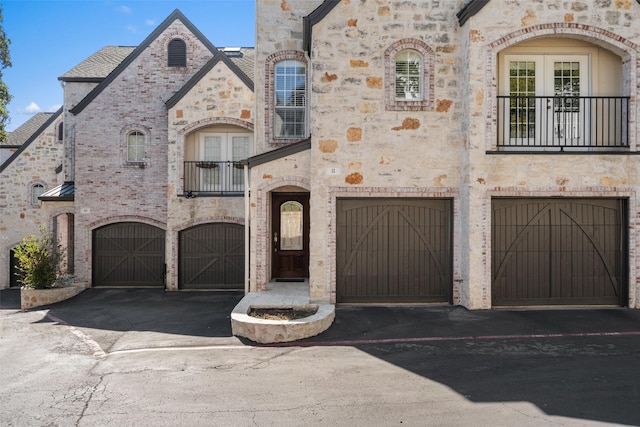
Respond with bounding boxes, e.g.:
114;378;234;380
496;96;630;152
183;161;245;196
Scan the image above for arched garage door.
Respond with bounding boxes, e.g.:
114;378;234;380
492;199;627;306
179;223;244;290
337;198;452;303
93;222;165;287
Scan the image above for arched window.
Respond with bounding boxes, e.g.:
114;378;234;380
57;121;64;142
167;38;187;67
274;60;306;138
385;39;434;111
31;184;44;205
395;50;422;100
127;131;145;162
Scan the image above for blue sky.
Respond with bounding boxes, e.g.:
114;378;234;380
3;0;256;132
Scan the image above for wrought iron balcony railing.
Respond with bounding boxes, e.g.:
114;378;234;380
183;161;245;195
497;96;630;151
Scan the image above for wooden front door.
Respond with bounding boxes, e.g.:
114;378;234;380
271;193;310;279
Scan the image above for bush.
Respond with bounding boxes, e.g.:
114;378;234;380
13;228;64;289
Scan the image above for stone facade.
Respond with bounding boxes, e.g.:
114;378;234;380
166;56;255;290
254;0;640;308
0;112;64;288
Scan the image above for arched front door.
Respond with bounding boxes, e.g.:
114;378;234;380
271;193;309;279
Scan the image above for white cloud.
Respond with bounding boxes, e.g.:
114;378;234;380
23;102;40;114
145;19;155;26
127;24;137;34
48;104;62;112
116;5;132;13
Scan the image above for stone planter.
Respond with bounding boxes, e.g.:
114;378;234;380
20;285;84;310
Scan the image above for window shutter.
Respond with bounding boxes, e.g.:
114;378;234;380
168;39;187;67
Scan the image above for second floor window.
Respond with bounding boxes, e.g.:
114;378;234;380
168;38;186;67
127;131;145;162
274;60;306;138
395;50;422;100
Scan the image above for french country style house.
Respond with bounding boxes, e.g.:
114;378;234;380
1;2;639;319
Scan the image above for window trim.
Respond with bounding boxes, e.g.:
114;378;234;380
385;39;434;111
126;131;146;163
265;51;308;146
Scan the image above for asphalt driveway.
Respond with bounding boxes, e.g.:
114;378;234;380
2;287;640;426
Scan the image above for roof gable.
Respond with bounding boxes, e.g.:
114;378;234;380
0;108;62;174
166;48;255;109
70;9;219;115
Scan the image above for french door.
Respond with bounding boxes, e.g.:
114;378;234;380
503;54;589;149
199;133;250;192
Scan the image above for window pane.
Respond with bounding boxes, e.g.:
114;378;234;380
280;201;303;250
275;60;306;138
395;50;422;100
31;184;44;204
127;132;145;162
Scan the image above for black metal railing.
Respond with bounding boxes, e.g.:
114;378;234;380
184;161;245;194
497;96;630;150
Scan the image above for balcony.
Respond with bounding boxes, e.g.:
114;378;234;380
183;161;245;195
497;96;630;151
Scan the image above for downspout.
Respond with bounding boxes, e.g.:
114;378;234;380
244;164;250;295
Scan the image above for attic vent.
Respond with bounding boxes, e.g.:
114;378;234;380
168;38;187;67
222;47;243;58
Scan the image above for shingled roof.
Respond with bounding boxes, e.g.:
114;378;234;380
4;112;55;145
58;45;136;82
222;47;255;82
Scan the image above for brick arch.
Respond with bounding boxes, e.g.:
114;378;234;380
486;22;639;151
180;117;254;136
88;215;166;232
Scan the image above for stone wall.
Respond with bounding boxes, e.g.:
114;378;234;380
166;58;255;290
0;120;64;288
256;0;640;308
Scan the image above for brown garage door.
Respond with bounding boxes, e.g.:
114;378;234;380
337;198;452;303
93;222;165;287
179;223;244;290
492;198;627;306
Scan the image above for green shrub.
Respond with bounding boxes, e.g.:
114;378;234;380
13;228;64;289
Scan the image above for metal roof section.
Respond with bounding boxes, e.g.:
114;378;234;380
165;48;255;109
0;108;62;174
243;138;311;168
70;9;219;115
303;0;341;54
58;46;136;82
4;112;55;145
39;181;75;202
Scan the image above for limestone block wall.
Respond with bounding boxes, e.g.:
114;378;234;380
305;0;466;303
166;60;255;290
255;0;319;155
72;19;215;285
0;122;63;288
62;82;99;182
463;0;640;308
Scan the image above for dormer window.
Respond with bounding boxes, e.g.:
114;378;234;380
167;38;186;67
